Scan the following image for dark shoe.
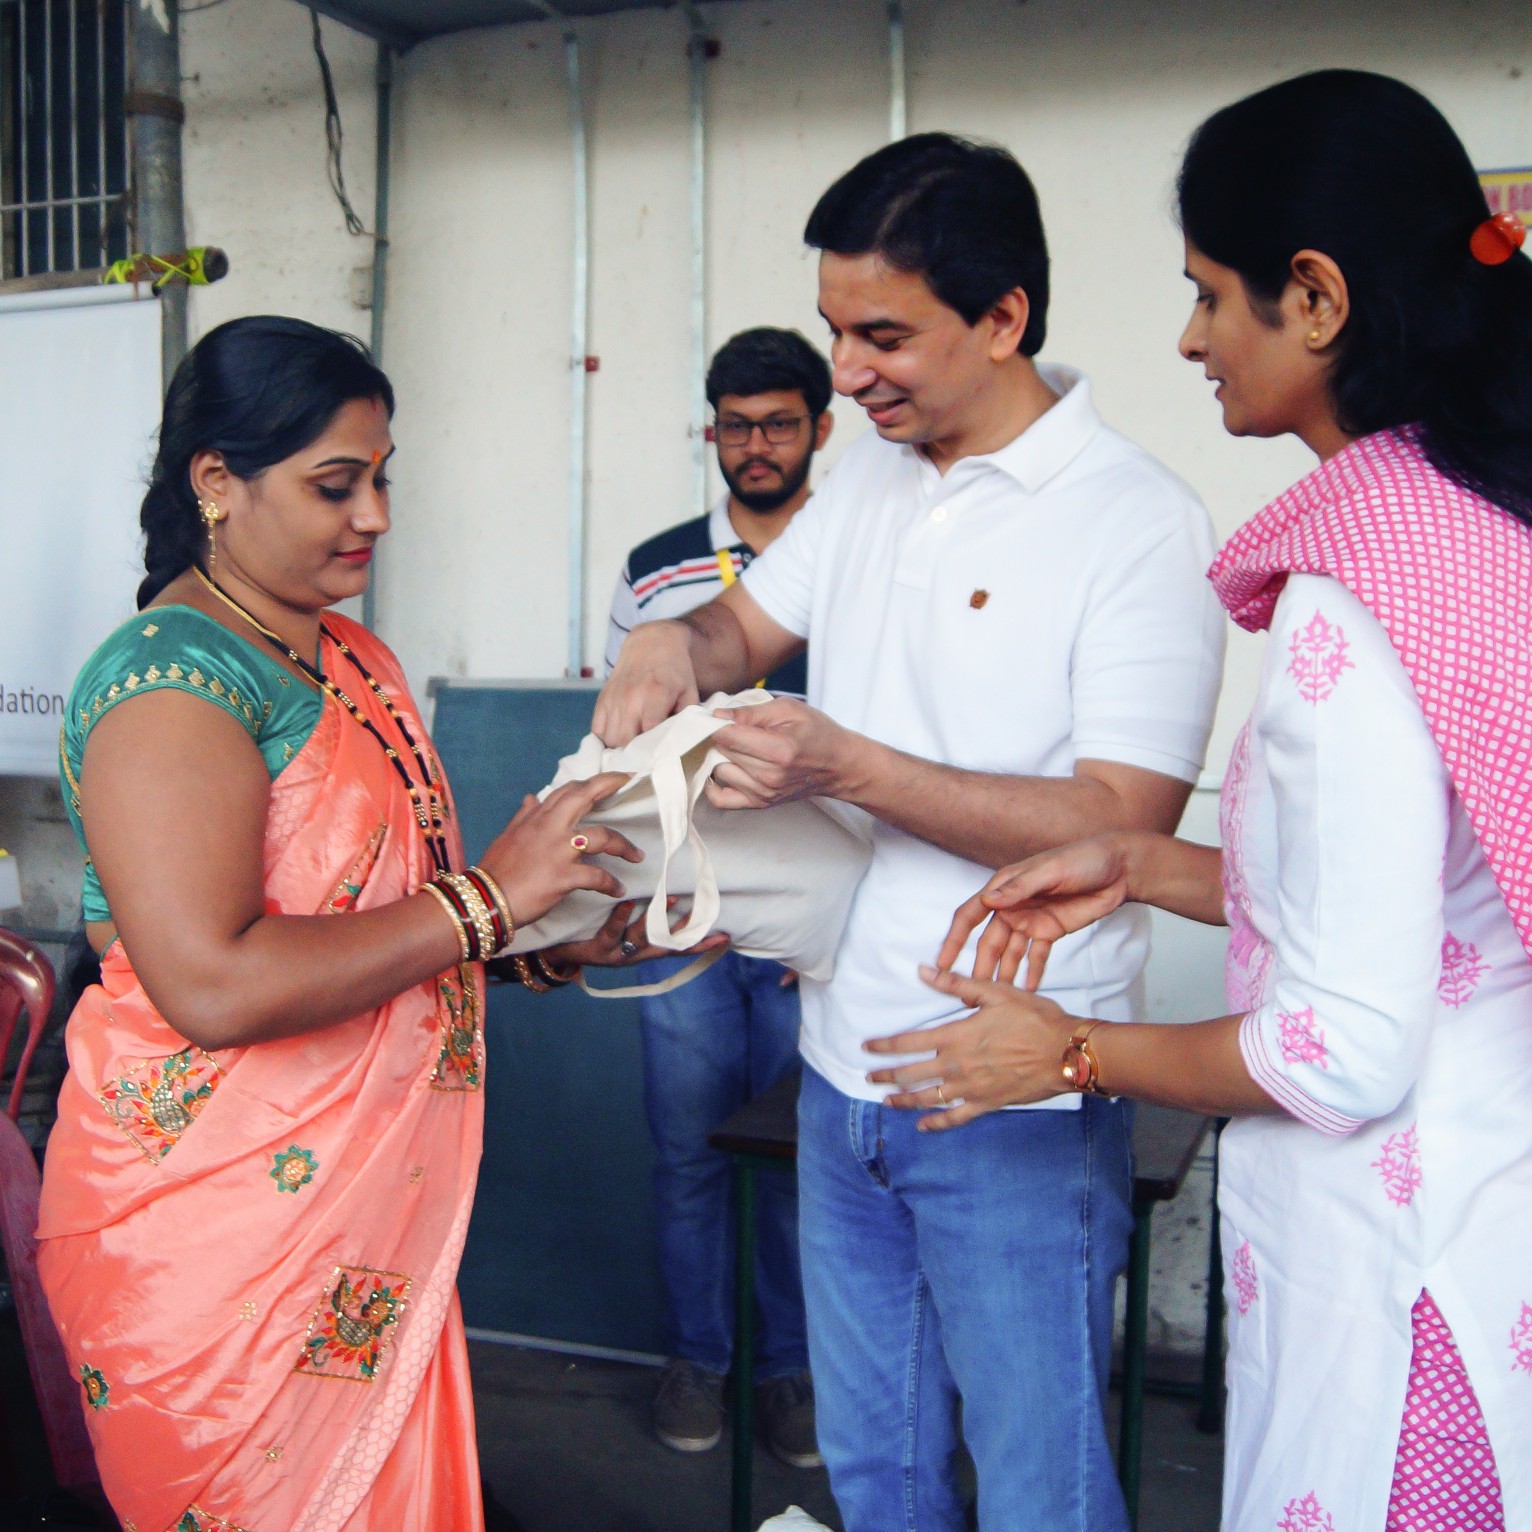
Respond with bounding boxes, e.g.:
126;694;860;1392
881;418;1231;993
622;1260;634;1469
653;1358;726;1453
757;1370;823;1468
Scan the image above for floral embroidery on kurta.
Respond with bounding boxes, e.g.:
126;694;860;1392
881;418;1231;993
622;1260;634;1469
1438;933;1489;1007
429;964;483;1092
293;1265;411;1383
269;1145;318;1194
1232;1240;1258;1315
1510;1303;1532;1376
79;1364;108;1411
1287;610;1354;702
98;1048;221;1163
1277;1493;1335;1531
324;822;387;913
1223;723;1274;1012
1276;1007;1329;1068
1373;1125;1422;1207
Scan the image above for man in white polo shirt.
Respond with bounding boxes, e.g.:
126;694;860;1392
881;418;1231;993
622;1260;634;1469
593;133;1224;1532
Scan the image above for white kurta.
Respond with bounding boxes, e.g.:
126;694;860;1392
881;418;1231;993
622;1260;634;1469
1219;573;1532;1532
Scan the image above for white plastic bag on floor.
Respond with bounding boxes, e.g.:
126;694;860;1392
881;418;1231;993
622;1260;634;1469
507;690;872;982
757;1510;834;1532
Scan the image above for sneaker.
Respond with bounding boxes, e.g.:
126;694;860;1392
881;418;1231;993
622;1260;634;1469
653;1358;726;1453
757;1370;823;1468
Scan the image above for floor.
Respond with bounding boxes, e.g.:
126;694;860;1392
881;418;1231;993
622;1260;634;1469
472;1341;1224;1532
0;1315;1224;1530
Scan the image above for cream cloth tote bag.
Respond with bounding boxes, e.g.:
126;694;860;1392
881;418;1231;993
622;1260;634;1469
507;691;872;984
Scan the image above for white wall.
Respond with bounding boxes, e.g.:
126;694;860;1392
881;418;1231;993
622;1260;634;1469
182;0;378;341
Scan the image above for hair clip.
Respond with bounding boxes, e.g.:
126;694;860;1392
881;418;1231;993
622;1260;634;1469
1470;211;1527;266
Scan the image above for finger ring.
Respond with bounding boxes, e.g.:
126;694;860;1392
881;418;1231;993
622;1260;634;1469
936;1084;947;1105
570;834;590;852
619;939;640;958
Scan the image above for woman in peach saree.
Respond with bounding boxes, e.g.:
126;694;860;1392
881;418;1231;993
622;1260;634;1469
36;317;678;1531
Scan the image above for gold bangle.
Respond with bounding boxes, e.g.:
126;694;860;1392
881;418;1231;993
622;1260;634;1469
1062;1020;1113;1097
421;882;470;964
531;950;578;987
511;954;552;994
469;864;516;950
438;872;497;963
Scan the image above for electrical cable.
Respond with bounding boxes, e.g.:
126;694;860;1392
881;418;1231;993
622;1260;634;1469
309;8;369;237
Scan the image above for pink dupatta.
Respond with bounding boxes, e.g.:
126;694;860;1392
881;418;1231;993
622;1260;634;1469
1208;427;1532;961
36;615;486;1532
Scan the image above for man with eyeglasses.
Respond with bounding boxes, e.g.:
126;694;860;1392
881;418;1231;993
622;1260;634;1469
603;326;833;1466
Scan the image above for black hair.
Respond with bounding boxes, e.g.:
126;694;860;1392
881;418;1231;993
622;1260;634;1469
137;315;394;607
1179;69;1532;524
803;131;1050;355
705;327;832;417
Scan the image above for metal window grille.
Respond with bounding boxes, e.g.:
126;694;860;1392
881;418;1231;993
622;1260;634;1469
0;0;130;280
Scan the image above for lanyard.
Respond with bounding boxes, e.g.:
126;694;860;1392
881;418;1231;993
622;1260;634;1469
714;550;765;688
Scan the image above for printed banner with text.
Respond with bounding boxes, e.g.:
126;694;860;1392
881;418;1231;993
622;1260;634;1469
0;284;160;775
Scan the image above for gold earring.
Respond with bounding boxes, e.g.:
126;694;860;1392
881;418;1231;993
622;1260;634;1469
200;499;222;580
1308;329;1322;344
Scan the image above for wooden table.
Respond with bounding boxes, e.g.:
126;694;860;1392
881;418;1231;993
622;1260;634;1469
708;1070;1222;1532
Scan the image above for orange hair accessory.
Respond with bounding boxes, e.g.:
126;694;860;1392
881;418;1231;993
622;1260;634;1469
1470;211;1527;266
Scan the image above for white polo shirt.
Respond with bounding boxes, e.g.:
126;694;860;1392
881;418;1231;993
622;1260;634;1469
741;366;1225;1106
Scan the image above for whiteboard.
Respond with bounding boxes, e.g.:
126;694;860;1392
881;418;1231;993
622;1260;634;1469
0;284;161;776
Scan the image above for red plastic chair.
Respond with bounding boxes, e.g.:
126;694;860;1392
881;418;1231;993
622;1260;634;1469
0;928;99;1497
0;925;55;1123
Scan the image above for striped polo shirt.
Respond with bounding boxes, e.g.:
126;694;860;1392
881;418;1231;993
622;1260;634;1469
603;497;809;694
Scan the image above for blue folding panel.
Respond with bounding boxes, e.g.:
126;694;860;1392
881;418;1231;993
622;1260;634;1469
431;679;665;1355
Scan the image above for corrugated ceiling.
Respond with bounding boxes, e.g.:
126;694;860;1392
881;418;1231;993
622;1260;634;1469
305;1;720;51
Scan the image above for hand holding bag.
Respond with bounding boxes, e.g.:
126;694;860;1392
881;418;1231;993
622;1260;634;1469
508;691;872;984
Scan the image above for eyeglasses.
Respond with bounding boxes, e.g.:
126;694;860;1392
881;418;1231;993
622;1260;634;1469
713;414;811;447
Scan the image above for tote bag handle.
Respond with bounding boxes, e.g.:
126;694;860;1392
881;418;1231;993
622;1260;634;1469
571;731;727;1001
642;745;724;948
574;945;726;1000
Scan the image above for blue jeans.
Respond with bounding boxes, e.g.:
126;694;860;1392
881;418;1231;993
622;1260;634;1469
797;1064;1134;1532
636;951;808;1381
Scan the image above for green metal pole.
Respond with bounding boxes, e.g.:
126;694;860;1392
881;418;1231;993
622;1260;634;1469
1118;1200;1153;1529
730;1158;758;1532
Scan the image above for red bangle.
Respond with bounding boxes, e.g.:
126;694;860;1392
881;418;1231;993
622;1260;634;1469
431;873;488;962
460;868;508;951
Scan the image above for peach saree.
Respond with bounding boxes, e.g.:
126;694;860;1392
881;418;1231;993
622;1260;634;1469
37;615;486;1532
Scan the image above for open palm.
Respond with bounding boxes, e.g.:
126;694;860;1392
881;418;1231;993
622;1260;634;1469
936;835;1133;989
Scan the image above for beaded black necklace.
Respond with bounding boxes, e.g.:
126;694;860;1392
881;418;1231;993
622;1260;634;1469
194;567;451;875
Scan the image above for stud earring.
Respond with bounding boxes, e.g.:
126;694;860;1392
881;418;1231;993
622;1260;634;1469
1308;329;1322;344
200;499;223;580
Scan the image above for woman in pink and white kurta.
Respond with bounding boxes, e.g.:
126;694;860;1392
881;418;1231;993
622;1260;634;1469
862;69;1532;1531
1215;539;1531;1531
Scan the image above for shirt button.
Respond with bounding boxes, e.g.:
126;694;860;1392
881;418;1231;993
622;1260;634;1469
931;506;948;523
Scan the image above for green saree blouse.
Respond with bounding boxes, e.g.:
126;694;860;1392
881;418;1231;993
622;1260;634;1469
60;606;324;922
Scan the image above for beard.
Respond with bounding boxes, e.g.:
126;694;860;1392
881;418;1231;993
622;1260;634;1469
721;446;815;513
